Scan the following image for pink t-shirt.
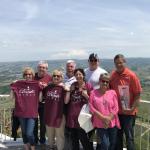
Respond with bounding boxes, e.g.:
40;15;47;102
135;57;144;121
90;89;120;129
66;82;93;128
44;84;65;128
10;80;41;118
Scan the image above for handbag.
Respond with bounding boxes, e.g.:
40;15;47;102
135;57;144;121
78;104;94;133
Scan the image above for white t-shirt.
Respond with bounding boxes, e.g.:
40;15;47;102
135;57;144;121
85;67;107;89
64;74;76;88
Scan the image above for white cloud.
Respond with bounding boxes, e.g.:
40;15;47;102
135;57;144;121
23;2;39;21
1;40;8;47
96;27;118;32
50;49;89;59
129;32;134;36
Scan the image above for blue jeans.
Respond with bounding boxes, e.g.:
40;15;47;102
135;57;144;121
97;127;118;150
34;103;46;144
116;115;136;150
19;118;35;146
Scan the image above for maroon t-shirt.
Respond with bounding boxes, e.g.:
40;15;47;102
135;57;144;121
34;73;51;103
66;82;93;128
44;84;65;128
10;80;41;118
34;73;51;84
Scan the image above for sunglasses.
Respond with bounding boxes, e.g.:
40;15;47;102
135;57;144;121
100;79;109;84
53;75;62;78
89;59;98;62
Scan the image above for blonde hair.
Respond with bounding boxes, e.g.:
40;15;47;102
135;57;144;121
23;67;35;78
52;69;64;78
99;73;110;81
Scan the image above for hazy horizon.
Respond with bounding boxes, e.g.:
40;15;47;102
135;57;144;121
0;56;150;63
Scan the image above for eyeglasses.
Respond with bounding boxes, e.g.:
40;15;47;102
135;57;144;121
100;79;109;84
53;75;62;78
89;59;98;62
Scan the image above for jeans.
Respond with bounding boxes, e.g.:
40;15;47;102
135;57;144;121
34;103;46;144
97;127;118;150
116;115;136;150
70;128;91;150
64;127;73;150
19;118;35;146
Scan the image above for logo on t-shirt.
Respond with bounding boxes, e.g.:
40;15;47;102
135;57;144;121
47;90;60;101
19;86;35;96
118;85;130;109
72;91;82;103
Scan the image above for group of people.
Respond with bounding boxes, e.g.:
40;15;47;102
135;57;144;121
10;53;142;150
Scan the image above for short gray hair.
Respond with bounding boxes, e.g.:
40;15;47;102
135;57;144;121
38;60;48;69
66;60;76;67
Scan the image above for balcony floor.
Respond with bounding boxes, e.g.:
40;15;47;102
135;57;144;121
0;144;57;150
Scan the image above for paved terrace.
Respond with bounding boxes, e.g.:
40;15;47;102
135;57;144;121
0;95;150;150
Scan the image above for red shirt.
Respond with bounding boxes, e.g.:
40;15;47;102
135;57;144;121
34;73;51;103
34;73;51;84
66;82;93;128
10;80;41;118
110;67;142;115
44;84;65;128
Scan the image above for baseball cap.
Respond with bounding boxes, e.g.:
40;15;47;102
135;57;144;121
88;53;99;60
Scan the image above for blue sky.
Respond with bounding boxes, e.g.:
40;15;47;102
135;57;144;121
0;0;150;62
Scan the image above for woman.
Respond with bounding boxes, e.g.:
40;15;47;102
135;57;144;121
43;69;66;150
10;67;42;150
65;68;92;150
89;73;120;150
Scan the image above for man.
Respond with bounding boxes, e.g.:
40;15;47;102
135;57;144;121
85;53;107;150
63;60;76;150
34;60;51;145
110;54;142;150
85;53;107;89
64;60;76;87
